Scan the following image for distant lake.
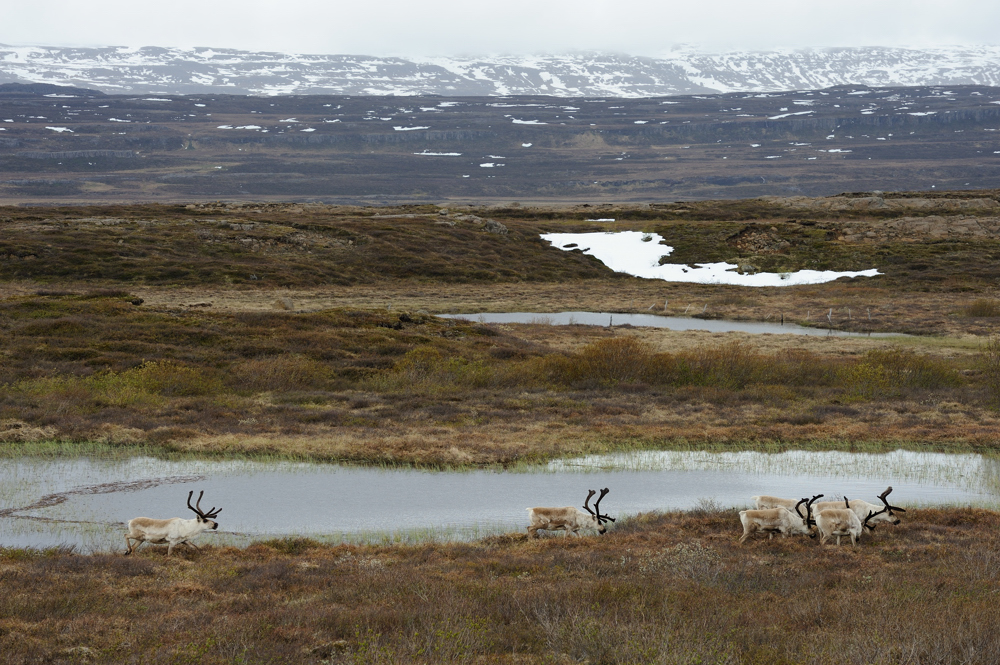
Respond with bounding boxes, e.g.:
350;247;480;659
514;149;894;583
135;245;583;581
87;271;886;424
440;311;901;337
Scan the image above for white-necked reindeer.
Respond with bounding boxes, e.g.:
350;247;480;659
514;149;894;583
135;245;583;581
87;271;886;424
739;495;822;544
812;486;905;532
527;488;615;538
815;496;887;546
124;490;221;556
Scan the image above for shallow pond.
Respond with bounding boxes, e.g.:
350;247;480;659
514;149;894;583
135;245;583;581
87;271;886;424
2;450;996;552
441;311;899;337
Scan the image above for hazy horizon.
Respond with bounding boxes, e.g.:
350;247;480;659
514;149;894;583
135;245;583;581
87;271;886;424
4;0;998;58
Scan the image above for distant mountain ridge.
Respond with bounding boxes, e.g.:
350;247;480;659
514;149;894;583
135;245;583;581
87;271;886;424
1;44;1000;97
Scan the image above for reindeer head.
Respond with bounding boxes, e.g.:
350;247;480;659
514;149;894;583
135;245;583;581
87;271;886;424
583;488;615;535
187;490;221;530
875;486;905;525
796;494;824;538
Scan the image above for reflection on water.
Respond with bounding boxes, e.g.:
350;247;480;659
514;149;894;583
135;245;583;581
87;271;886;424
1;450;995;552
440;311;902;337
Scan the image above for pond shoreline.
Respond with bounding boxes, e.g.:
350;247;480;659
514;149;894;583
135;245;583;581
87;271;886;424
4;446;997;552
3;437;997;468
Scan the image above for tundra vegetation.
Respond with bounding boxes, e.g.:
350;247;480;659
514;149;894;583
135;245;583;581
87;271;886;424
3;507;1000;663
3;196;1000;662
2;198;1000;464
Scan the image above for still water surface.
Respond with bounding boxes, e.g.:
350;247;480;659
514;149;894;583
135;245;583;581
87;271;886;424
440;311;901;337
2;450;995;552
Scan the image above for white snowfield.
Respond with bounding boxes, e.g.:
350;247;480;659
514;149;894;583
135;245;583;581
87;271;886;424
4;45;1000;97
541;231;880;287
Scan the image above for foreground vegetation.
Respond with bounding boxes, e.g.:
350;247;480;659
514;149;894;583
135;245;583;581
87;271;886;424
2;507;999;664
3;199;1000;663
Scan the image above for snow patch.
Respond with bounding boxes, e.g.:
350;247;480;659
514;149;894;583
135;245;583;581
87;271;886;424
768;111;813;119
542;232;880;287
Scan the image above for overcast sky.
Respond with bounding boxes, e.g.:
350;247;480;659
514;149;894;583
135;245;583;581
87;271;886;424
3;0;998;56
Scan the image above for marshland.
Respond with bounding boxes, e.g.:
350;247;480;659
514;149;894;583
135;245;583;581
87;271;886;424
3;194;1000;663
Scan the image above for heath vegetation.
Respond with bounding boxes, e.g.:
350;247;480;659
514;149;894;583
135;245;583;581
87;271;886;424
0;290;998;465
2;507;1000;664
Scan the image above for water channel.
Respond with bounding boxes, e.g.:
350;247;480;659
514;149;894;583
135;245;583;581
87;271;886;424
2;450;995;552
441;311;901;337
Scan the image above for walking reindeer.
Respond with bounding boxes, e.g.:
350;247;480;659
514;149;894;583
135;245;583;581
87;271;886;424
124;490;222;556
739;495;822;544
527;488;615;538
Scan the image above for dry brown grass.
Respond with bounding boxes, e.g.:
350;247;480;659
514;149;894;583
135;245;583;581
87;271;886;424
3;508;1000;664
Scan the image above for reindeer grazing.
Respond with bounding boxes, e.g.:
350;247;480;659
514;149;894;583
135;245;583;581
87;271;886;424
815;496;886;546
811;486;905;532
527;488;615;538
739;495;822;544
124;490;221;556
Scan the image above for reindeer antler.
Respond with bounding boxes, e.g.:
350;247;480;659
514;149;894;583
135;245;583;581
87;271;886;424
582;489;597;516
594;487;615;523
877;486;905;513
794;498;808;520
187;490;203;518
187;490;221;520
863;507;886;531
804;494;824;526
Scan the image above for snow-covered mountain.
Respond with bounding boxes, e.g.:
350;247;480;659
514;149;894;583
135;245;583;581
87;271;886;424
1;45;1000;97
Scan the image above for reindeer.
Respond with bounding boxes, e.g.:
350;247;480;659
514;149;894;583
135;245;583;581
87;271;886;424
527;488;615;538
815;496;886;546
811;486;905;532
124;490;221;556
739;495;822;544
751;495;801;511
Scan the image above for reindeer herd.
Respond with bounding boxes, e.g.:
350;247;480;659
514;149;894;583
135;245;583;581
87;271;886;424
123;485;905;556
742;486;905;546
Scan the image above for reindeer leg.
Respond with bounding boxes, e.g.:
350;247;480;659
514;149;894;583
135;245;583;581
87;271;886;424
124;534;133;555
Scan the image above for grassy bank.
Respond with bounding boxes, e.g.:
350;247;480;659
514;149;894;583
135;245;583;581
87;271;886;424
2;507;999;664
1;292;999;465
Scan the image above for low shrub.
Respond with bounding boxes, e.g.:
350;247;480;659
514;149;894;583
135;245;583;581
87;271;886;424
842;347;961;399
964;299;1000;317
982;336;1000;409
228;355;333;393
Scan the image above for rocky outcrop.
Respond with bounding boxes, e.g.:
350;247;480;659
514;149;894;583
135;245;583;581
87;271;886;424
451;214;508;235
